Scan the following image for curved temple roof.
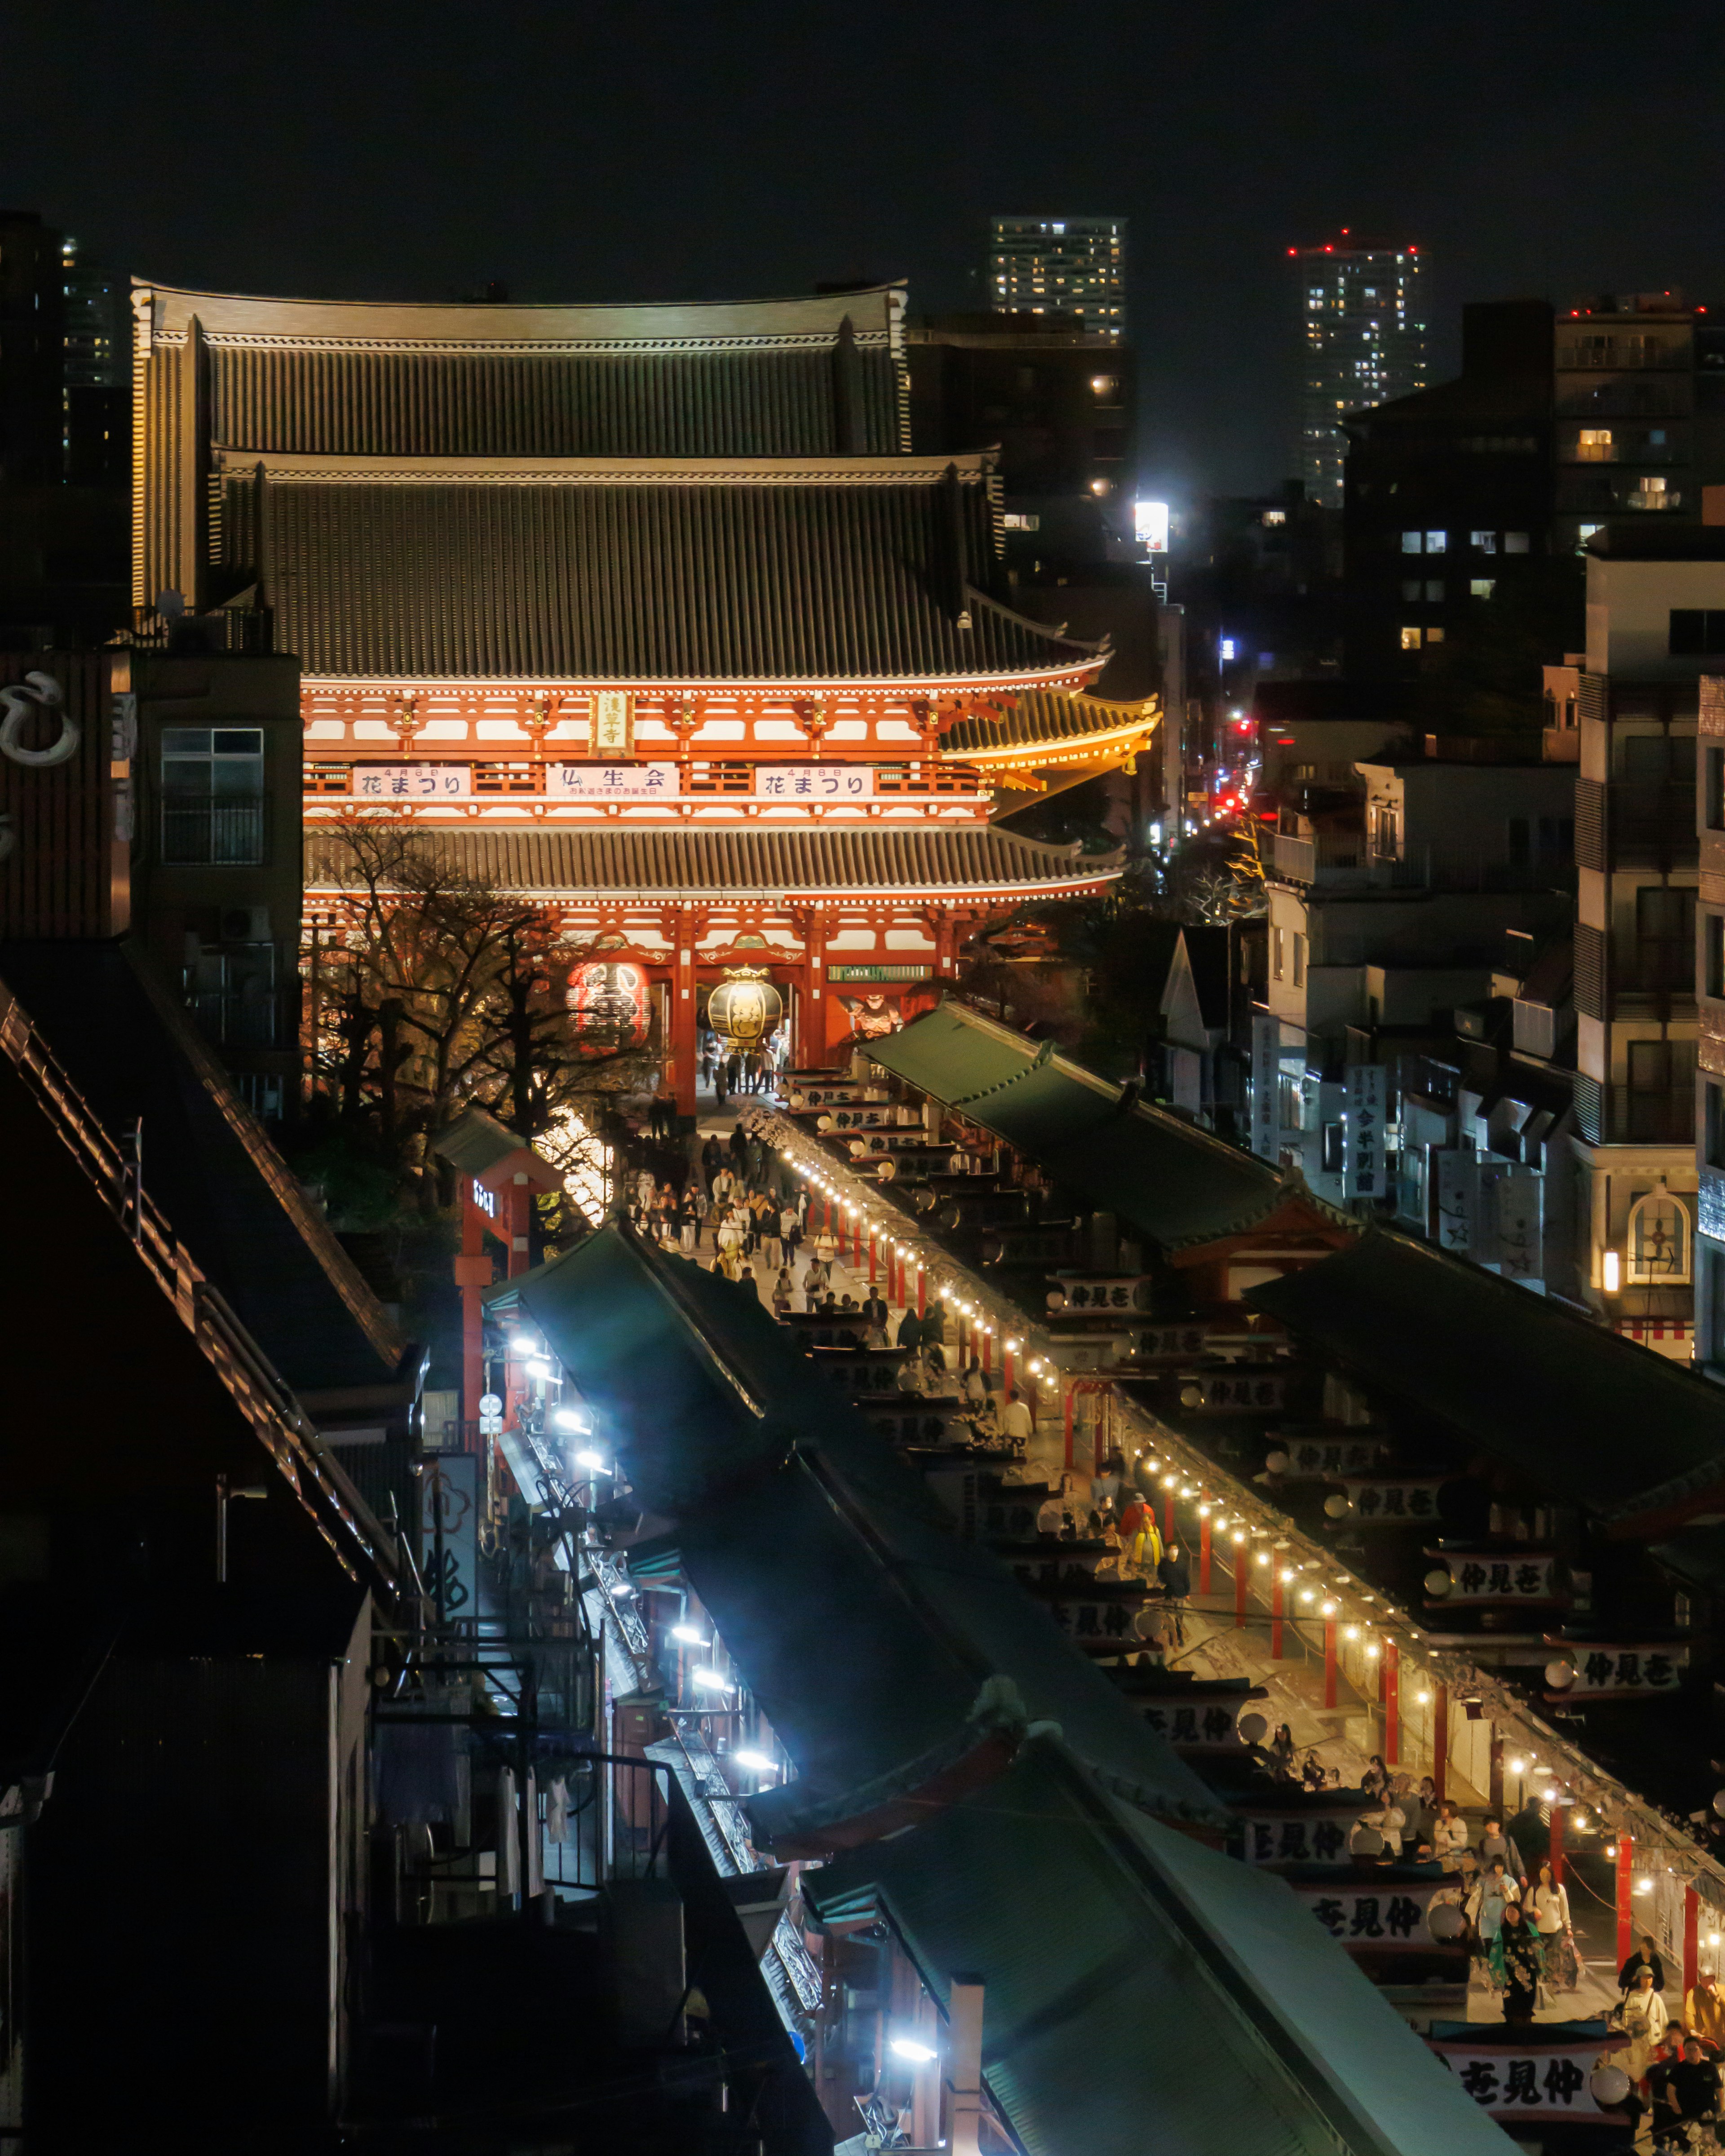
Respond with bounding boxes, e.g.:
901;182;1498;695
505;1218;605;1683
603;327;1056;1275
943;686;1159;766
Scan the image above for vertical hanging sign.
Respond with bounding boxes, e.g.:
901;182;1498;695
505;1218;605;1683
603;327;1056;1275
1436;1150;1476;1252
1495;1169;1542;1282
1251;1013;1280;1163
1344;1065;1387;1200
593;691;634;757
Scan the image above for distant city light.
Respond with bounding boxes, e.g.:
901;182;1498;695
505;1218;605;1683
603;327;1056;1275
1133;499;1169;552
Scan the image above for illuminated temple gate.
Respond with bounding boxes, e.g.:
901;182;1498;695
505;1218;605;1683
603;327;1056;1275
132;279;1155;1108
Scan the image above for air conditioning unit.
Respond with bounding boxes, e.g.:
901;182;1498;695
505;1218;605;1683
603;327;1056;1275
221;905;271;942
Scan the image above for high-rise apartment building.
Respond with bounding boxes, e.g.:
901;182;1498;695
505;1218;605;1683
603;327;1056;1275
61;234;131;484
988;216;1126;340
1295;235;1426;506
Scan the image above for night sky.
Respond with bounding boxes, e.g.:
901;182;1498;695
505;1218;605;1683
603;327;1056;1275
13;0;1721;498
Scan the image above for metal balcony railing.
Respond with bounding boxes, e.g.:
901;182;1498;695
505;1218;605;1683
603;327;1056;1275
160;794;268;866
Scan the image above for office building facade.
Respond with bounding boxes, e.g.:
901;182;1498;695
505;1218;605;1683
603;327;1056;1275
1295;236;1426;507
987;216;1126;340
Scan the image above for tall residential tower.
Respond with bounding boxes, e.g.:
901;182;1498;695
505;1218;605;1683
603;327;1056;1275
988;216;1126;340
1295;234;1426;506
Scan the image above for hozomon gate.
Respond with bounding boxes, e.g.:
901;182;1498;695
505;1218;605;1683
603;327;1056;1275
131;278;1142;1107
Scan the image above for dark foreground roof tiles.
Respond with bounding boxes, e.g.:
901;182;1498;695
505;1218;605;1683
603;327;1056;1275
226;456;1104;683
1246;1228;1725;1520
305;823;1121;898
866;1000;1279;1252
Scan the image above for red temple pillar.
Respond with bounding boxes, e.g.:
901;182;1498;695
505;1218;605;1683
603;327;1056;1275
1616;1830;1634;1969
1062;1383;1075;1471
1002;1341;1014;1393
981;1329;992;1377
1549;1799;1566;1888
1270;1563;1285;1659
916;1264;926;1317
1384;1640;1400;1765
1234;1540;1248;1630
1432;1684;1449;1803
1162;1477;1174;1549
1323;1612;1338;1710
453;1190;491;1431
1199;1506;1212;1596
671;924;698;1118
1686;1884;1701;2002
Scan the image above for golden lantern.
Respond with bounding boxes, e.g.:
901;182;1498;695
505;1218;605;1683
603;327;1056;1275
707;966;784;1050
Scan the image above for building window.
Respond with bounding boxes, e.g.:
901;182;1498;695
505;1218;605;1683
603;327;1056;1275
1707;913;1725;1001
1400;626;1423;650
1262;508;1287;526
1708;1082;1725;1171
1508;817;1530;865
1706;746;1725;831
1470;579;1496;600
1292;932;1306;987
1368;801;1401;859
1503;531;1530;554
1272;926;1286;981
1634;884;1696;990
1577;428;1614;460
1401;531;1424;554
1626;1186;1692;1285
1401;579;1423;602
1470;530;1497;554
1002;512;1040;531
160;726;266;865
1425;626;1446;644
1669;610;1725;655
1424;580;1444;603
1424;530;1448;553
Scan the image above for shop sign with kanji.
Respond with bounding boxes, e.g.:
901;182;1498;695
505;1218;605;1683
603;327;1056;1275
1340;1476;1446;1525
1181;1370;1289;1412
548;762;676;800
1429;2038;1624;2120
827;1105;893;1130
791;1084;862;1108
756;765;875;799
351;763;473;800
1238;1811;1360;1866
1426;1552;1565;1605
1276;1437;1384;1479
1134;1695;1254;1750
1050;1276;1153;1314
1547;1642;1689;1701
1137;1322;1210;1359
1295;1878;1456;1948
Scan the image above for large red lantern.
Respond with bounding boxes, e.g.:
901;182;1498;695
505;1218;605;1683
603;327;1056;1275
566;959;650;1057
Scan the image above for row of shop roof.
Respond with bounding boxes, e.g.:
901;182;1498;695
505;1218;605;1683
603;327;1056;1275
494;1225;1506;2156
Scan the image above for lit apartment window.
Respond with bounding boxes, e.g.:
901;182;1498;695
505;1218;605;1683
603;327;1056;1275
1262;508;1287;526
1273;927;1286;980
1400;626;1423;650
1292;933;1306;986
160;726;266;865
1401;531;1424;554
1424;530;1447;553
1001;512;1040;532
1470;579;1496;600
1577;428;1614;461
1425;626;1446;644
1706;913;1725;1001
1470;530;1497;553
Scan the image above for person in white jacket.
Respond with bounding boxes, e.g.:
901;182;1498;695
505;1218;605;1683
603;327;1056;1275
1623;1966;1669;2076
1432;1802;1471;1872
1527;1861;1577;1991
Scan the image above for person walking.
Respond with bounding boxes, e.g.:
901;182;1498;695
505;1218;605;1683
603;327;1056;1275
1269;1723;1297;1779
1528;1861;1576;1992
1491;1903;1546;2026
1001;1390;1034;1451
1155;1539;1191;1648
1686;1966;1725;2054
1620;1932;1667;1999
1653;2036;1722;2144
1433;1801;1470;1873
896;1307;922;1352
1477;1815;1527;1886
771;1266;794;1318
963;1356;987;1408
1467;1859;1518;1965
1361;1755;1391;1803
1623;1966;1671;2079
779;1199;801;1267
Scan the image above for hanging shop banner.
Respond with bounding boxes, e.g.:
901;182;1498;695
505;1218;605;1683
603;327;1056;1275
756;765;875;800
1181;1370;1289;1413
1436;1150;1477;1252
547;761;675;800
1428;2036;1627;2123
1548;1642;1689;1701
1494;1165;1542;1281
1339;1477;1447;1525
1426;1551;1565;1605
809;1349;911;1398
1132;1694;1255;1750
1137;1321;1213;1359
1238;1810;1360;1867
592;691;634;756
1295;1877;1457;1948
1275;1436;1385;1479
1048;1277;1155;1315
351;763;473;801
787;1083;863;1109
420;1452;480;1622
1344;1065;1388;1199
823;1105;896;1131
1250;1013;1280;1163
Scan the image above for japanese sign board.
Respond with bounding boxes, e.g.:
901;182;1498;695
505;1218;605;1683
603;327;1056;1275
352;763;473;800
1339;1477;1446;1526
1050;1277;1154;1315
1137;1322;1211;1360
1344;1065;1388;1199
1436;1150;1477;1252
1429;2037;1625;2122
1493;1165;1542;1281
1250;1012;1280;1163
1296;1878;1457;1949
420;1452;480;1622
788;1084;862;1108
756;765;875;800
592;691;633;756
1427;1552;1565;1605
1134;1695;1252;1750
824;1105;895;1130
1275;1437;1384;1480
547;762;675;800
1182;1370;1289;1413
1549;1643;1689;1700
1239;1812;1360;1867
867;1409;971;1449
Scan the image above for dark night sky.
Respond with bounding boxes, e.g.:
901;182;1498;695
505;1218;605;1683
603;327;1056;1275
11;0;1722;498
